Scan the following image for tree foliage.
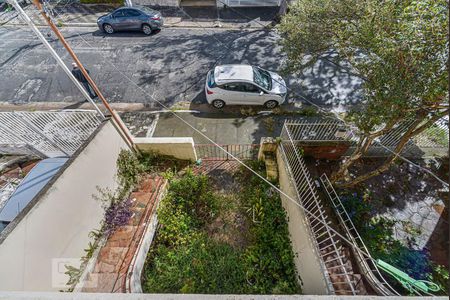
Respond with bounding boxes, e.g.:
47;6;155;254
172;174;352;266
279;0;449;185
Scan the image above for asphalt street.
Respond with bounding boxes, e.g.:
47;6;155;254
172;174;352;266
0;26;363;112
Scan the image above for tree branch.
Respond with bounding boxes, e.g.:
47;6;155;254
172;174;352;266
410;109;449;136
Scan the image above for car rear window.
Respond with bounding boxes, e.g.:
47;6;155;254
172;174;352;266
139;6;158;15
207;71;216;88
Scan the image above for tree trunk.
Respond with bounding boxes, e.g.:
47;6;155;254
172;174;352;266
337;116;427;188
330;136;367;182
331;119;399;184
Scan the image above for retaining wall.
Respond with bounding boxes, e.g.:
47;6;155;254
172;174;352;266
134;137;197;161
276;148;330;294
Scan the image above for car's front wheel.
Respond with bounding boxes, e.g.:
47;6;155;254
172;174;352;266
142;24;153;35
212;100;225;109
103;24;114;34
264;100;278;109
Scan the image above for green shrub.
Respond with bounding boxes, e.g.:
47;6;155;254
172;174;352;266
116;149;140;191
144;235;246;294
239;163;300;294
143;166;300;294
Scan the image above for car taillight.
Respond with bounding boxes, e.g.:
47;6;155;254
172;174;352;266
206;89;214;95
151;16;160;20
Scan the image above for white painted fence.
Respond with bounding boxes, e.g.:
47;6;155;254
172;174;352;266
0;111;103;158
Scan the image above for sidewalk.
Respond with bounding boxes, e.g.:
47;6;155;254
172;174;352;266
0;2;279;29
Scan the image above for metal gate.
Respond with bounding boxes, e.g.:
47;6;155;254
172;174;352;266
195;144;259;161
0;111;103;158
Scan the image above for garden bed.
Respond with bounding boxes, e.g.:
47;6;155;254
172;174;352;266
141;161;301;294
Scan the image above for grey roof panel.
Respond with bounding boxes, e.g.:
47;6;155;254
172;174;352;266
0;157;69;223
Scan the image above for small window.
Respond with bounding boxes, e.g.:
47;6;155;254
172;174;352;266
223;83;245;92
243;83;259;93
112;10;125;18
125;9;141;17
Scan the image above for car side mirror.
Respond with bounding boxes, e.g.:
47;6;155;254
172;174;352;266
259;91;264;96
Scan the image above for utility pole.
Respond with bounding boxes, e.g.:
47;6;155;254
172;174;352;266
11;0;136;149
6;0;105;119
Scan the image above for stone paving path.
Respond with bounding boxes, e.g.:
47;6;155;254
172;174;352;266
81;175;165;292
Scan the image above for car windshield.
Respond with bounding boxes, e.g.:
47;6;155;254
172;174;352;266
253;67;272;90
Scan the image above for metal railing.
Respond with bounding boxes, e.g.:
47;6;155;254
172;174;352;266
319;173;400;296
195;144;259;161
279;123;359;295
0;111;102;158
284;118;448;158
285;119;354;142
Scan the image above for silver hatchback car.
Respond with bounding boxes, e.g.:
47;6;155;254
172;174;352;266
97;6;163;35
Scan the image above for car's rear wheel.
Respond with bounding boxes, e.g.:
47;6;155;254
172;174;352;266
142;24;153;35
103;24;114;34
212;100;225;109
264;100;278;109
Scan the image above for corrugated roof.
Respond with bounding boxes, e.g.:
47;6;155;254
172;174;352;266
0;157;69;224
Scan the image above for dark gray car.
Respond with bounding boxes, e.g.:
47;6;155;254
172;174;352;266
97;6;163;35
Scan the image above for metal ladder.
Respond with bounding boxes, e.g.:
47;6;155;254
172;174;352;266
319;173;400;296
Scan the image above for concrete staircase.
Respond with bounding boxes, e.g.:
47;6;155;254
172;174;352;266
320;244;367;295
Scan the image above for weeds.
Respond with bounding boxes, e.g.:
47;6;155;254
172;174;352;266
240;107;258;116
143;164;301;294
262;117;276;133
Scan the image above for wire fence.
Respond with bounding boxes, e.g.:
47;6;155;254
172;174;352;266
0;110;103;157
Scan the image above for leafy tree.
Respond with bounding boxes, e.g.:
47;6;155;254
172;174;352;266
279;0;449;186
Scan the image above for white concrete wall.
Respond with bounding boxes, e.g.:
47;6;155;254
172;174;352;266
127;183;165;293
276;149;330;295
0;120;131;291
134;137;197;161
